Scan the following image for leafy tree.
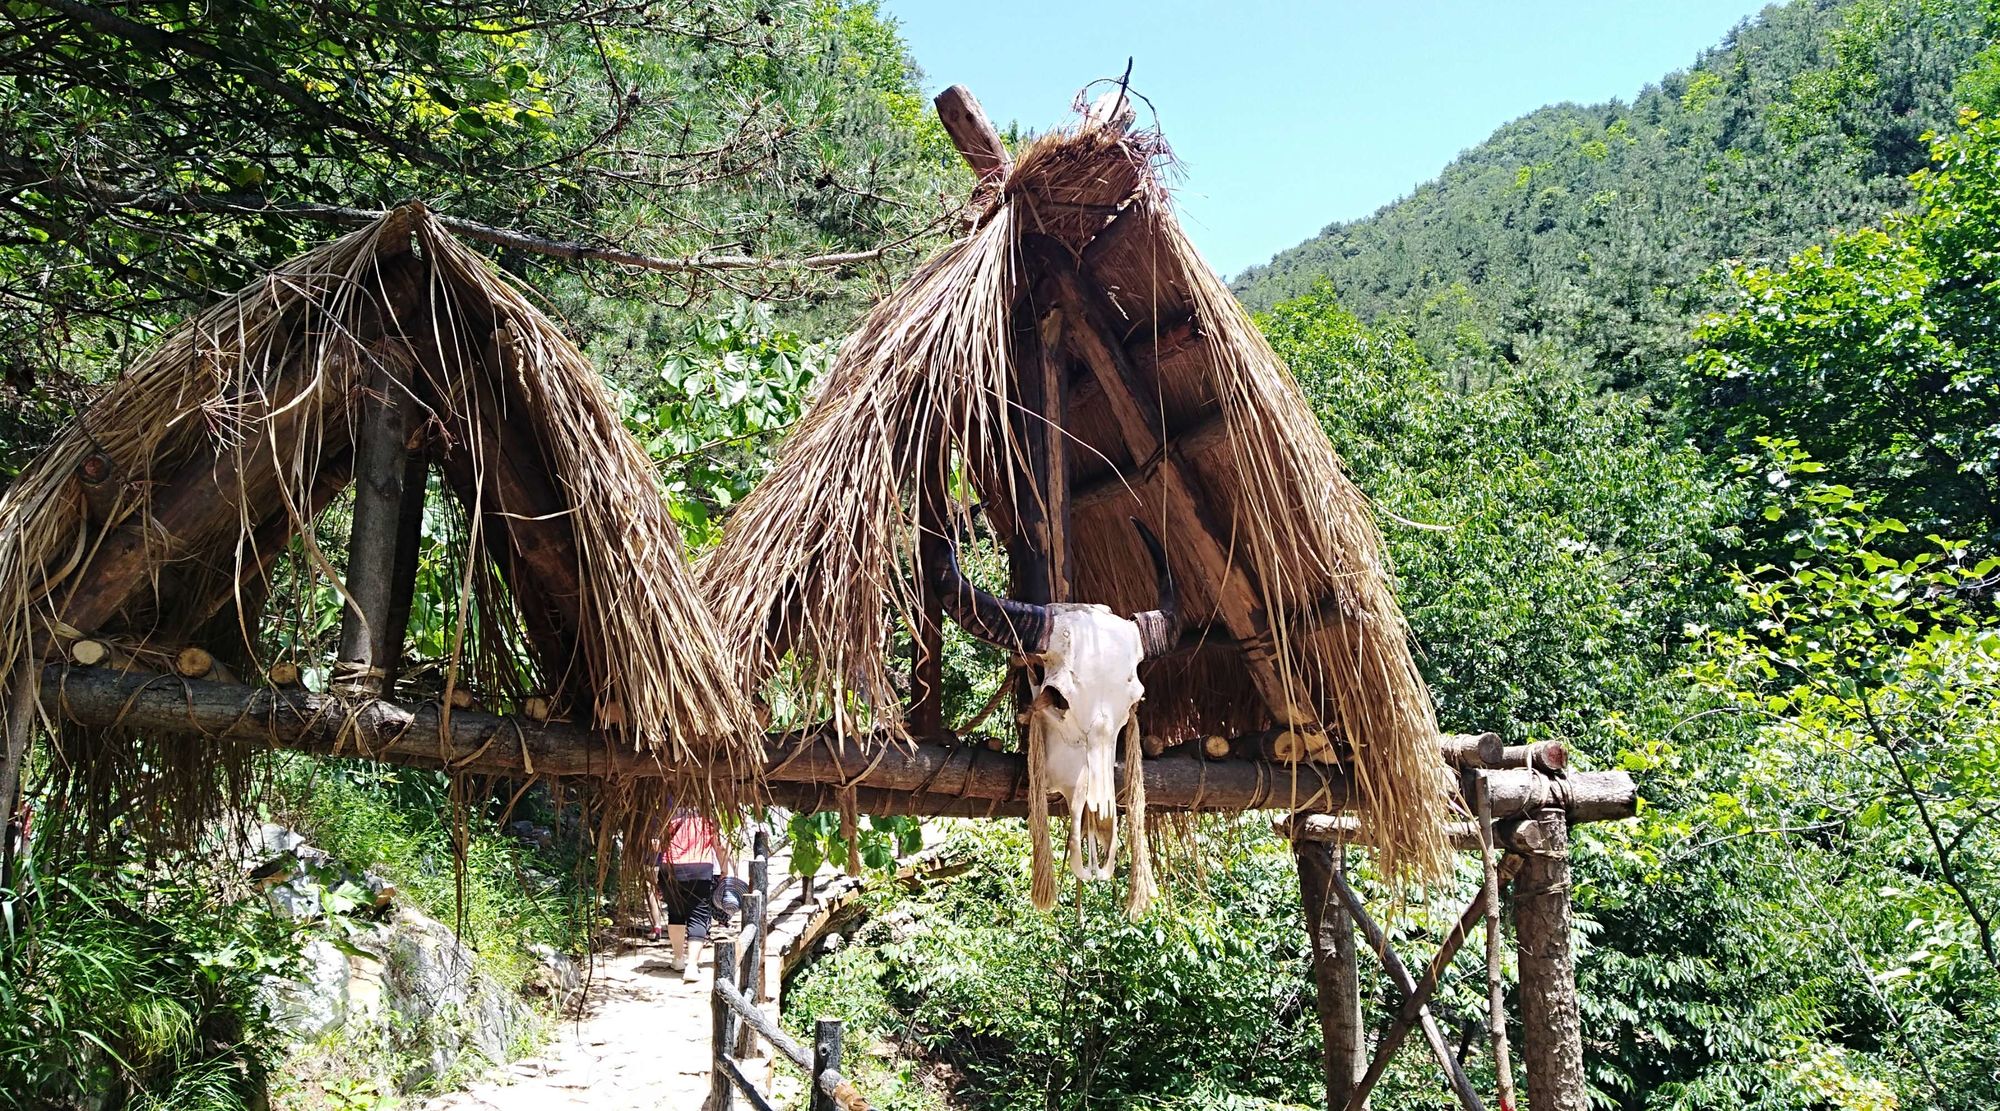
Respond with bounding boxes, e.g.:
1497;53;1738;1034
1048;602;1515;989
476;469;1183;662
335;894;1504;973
0;0;961;458
1236;0;1994;393
1687;112;2000;550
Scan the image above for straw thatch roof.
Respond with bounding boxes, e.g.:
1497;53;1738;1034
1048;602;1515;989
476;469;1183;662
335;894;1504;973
702;109;1452;878
0;206;751;845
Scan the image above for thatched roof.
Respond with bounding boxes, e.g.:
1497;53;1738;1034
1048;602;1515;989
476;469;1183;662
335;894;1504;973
703;111;1451;877
0;206;751;844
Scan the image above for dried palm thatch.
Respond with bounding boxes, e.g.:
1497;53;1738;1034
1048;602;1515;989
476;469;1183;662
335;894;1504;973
702;112;1451;881
0;205;751;850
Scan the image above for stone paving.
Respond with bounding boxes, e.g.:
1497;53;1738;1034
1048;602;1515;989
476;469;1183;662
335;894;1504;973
421;940;722;1110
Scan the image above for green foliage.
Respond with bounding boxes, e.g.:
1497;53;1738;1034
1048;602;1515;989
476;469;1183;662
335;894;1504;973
786;811;923;877
1688;112;2000;547
0;852;300;1109
0;0;959;421
785;822;1328;1110
1263;285;1728;756
269;759;589;989
1235;0;1993;391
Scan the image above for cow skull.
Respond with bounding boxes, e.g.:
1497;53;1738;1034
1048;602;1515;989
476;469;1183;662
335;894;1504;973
924;518;1177;883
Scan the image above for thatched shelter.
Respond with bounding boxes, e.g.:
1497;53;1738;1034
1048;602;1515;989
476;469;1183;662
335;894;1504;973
702;94;1451;878
0;206;751;846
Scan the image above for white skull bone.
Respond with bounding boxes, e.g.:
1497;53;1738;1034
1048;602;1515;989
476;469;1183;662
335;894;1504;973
1030;603;1147;881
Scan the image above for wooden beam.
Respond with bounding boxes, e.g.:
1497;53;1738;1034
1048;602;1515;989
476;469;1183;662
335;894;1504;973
55;395;346;638
1035;241;1308;726
38;666;1641;823
1071;409;1230;514
934;85;1010;185
1278;813;1565;856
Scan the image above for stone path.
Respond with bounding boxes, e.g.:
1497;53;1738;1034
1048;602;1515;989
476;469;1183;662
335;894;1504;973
422;939;722;1110
422;850;856;1111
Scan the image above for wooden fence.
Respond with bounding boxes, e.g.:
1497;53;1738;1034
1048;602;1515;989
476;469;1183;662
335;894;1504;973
708;832;871;1111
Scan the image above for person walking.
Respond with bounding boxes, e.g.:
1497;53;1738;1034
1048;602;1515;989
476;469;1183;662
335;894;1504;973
661;806;733;982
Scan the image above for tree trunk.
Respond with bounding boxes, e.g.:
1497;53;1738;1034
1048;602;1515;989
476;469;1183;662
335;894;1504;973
1295;839;1365;1110
1515;805;1586;1111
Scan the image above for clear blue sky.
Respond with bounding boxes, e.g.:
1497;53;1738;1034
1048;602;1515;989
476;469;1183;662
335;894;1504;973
885;0;1775;277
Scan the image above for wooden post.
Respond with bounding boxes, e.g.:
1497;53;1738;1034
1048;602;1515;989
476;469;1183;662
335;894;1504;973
735;890;765;1059
709;935;738;1111
934;85;1010;185
1478;777;1518;1110
379;453;428;696
1515;805;1586;1111
810;1017;843;1111
1294;838;1364;1110
334;355;413;696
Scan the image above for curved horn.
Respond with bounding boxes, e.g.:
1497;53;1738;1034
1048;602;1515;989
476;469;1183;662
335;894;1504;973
920;525;1053;654
1129;517;1179;659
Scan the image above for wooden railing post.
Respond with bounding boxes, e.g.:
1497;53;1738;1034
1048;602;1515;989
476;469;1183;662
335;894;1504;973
709;935;738;1111
810;1018;843;1111
1515;804;1585;1111
735;890;765;1059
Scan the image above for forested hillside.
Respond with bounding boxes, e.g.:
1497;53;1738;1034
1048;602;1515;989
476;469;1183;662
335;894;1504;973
1234;0;1993;387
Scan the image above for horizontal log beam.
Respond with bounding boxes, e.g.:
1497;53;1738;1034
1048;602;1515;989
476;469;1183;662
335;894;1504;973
38;667;1638;824
1276;812;1566;855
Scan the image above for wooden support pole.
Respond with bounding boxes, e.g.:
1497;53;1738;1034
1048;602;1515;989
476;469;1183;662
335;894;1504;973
1344;884;1497;1110
809;1018;843;1111
1515;805;1586;1111
1479;778;1518;1110
1330;866;1488;1111
380;452;429;695
934;85;1010;185
910;441;946;739
335;354;414;696
734;889;766;1059
1294;838;1364;1110
710;934;738;1111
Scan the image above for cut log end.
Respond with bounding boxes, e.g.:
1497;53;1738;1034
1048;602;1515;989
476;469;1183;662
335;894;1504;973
522;695;551;723
173;646;214;679
70;639;110;667
1202;735;1231;759
447;686;476;711
1141;734;1166;758
268;661;302;687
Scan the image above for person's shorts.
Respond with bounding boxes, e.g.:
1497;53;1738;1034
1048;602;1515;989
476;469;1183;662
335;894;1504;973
661;871;716;939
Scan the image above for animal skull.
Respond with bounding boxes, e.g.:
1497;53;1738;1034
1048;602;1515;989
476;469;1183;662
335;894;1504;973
924;518;1177;884
1030;604;1146;879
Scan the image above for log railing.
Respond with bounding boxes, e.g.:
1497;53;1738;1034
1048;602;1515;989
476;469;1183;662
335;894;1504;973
709;831;870;1111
